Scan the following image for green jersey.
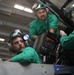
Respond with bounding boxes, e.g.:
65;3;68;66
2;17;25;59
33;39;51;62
11;47;41;64
60;31;74;50
29;14;59;39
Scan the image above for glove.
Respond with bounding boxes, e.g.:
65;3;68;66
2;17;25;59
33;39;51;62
46;32;59;42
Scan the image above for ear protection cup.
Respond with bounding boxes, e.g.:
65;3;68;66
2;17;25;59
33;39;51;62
46;7;49;12
7;42;11;49
7;41;16;53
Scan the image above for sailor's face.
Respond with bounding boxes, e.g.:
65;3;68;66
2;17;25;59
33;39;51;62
36;9;47;21
12;37;25;53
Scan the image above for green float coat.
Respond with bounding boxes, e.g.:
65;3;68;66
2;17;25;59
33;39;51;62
29;14;59;39
11;47;41;64
60;31;74;50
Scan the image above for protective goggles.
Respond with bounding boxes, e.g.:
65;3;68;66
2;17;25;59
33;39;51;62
10;30;29;41
10;29;22;38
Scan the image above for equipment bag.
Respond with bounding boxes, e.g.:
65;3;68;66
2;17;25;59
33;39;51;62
40;32;59;64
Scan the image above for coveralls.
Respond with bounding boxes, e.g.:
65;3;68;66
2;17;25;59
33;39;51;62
29;14;59;40
11;47;41;64
60;31;74;65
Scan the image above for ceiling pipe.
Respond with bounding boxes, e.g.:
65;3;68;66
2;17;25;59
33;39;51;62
0;31;9;36
0;47;8;51
0;19;29;31
0;5;36;19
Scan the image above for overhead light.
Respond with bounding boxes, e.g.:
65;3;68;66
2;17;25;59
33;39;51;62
14;4;24;10
24;8;33;13
14;4;33;13
0;38;5;41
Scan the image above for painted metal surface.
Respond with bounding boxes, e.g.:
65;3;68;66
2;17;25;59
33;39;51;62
0;61;56;75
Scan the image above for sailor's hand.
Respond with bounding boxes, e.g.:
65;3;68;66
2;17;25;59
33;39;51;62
5;59;12;62
60;30;67;36
33;35;38;40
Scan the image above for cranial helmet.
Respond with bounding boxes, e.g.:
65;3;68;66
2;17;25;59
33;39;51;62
8;29;30;43
8;29;29;53
32;3;46;11
8;29;24;53
8;29;23;43
64;4;74;22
